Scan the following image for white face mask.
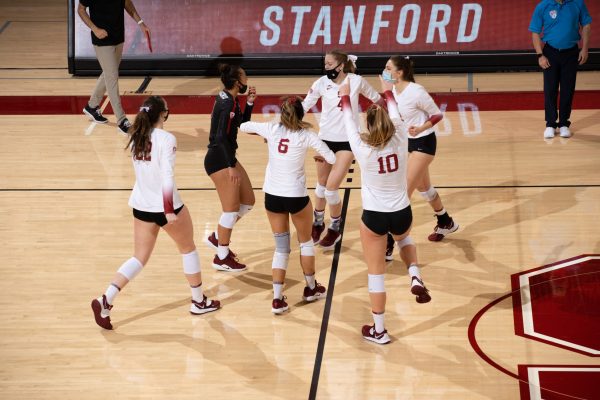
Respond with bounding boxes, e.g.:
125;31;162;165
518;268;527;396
382;70;396;83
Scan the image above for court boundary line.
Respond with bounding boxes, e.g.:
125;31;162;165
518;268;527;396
2;184;599;192
309;187;352;400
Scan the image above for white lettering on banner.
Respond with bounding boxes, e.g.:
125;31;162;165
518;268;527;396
427;4;451;43
457;3;482;43
396;4;421;44
259;3;482;46
340;5;366;44
436;103;452;136
291;6;311;45
260;6;283;47
458;103;482;135
371;5;394;44
309;6;331;44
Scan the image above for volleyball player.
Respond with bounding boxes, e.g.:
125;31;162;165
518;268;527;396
240;97;336;314
339;79;431;345
91;96;220;330
204;64;257;272
384;56;459;259
302;50;384;250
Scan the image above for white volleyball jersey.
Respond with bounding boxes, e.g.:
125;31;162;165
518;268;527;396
128;128;183;213
393;82;442;139
302;73;382;142
341;93;410;212
240;121;336;198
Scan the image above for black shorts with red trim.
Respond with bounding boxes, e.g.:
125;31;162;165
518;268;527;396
133;205;185;227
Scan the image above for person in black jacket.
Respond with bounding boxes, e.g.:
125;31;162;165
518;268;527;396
204;64;257;272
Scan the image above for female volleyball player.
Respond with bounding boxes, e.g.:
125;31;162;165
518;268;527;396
384;56;459;258
204;64;257;272
240;97;336;314
302;50;383;250
91;96;220;330
339;79;431;345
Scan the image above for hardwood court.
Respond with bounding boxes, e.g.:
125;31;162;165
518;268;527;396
1;1;600;399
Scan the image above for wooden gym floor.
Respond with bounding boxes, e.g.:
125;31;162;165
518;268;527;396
1;2;599;399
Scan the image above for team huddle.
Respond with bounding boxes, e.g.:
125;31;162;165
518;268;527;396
90;51;459;345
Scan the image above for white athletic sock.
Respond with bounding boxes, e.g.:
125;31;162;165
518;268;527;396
434;208;447;216
104;284;120;305
408;264;421;279
217;245;229;260
372;312;385;334
330;216;341;231
314;210;325;225
273;283;283;300
304;274;316;290
190;284;204;303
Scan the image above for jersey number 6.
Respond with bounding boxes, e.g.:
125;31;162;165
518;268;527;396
278;138;290;154
377;154;399;174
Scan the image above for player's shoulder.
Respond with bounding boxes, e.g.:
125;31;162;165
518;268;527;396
216;90;233;104
153;128;176;142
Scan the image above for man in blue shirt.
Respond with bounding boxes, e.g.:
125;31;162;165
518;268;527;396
529;0;592;139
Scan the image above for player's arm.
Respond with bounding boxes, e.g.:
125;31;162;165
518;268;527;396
338;82;362;149
125;0;150;34
301;80;321;112
214;98;237;168
309;134;336;165
360;76;385;107
159;136;177;222
77;1;107;39
409;88;442;137
240;121;269;138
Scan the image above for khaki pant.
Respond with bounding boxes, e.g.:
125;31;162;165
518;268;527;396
89;43;125;123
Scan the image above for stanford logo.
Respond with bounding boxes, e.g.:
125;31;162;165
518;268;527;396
549;10;557;19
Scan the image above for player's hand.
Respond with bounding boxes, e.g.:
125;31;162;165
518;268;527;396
538;55;550;69
165;213;177;224
247;86;257;104
338;82;350;97
379;75;394;92
313;155;326;163
228;167;241;185
579;49;588;65
140;22;150;35
93;27;108;39
408;125;422;136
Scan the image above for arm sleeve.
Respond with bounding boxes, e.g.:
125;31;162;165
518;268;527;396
301;80;321;112
214;98;236;168
159;135;177;214
417;88;442;120
580;1;592;26
382;90;405;136
359;76;383;104
308;133;336;165
240;121;271;139
528;3;544;33
340;95;362;148
241;102;254;123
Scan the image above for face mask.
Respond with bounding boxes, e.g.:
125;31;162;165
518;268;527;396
326;64;341;80
238;81;248;94
382;70;396;83
163;109;169;122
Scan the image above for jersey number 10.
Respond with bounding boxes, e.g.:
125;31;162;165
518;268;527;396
377;154;399;174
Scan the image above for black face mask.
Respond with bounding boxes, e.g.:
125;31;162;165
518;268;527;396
325;64;342;80
238;81;248;94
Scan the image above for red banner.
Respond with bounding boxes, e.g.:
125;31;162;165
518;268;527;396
75;0;599;57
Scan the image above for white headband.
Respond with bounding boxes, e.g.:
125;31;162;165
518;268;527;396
348;54;358;67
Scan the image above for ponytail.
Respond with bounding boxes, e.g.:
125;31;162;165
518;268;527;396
361;104;395;148
125;95;167;159
279;96;312;131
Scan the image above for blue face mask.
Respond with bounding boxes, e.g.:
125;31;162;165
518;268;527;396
382;70;396;83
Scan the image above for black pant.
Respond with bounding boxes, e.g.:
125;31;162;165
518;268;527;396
542;44;579;128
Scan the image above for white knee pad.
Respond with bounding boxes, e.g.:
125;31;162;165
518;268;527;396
273;232;291;270
368;274;385;293
117;257;143;281
238;204;253;218
315;183;326;199
299;240;315;256
324;189;341;205
419;186;438;202
182;250;201;274
396;236;414;249
218;211;239;229
272;251;290;270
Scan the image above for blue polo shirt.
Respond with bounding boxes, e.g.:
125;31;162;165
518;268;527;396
529;0;592;50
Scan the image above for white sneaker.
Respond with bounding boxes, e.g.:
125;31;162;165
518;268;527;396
559;126;572;138
544;127;556;139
